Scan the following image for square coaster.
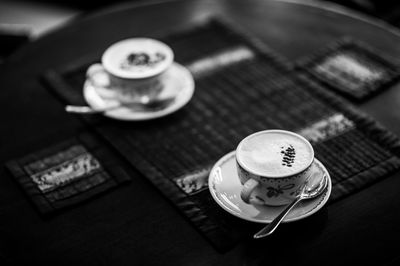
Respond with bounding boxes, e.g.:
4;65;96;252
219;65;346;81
297;38;400;101
6;134;131;214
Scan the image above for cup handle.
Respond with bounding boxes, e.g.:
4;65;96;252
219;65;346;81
86;63;117;98
240;179;265;205
88;63;117;86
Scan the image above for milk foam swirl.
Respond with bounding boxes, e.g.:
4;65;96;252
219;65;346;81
102;38;173;79
237;131;313;177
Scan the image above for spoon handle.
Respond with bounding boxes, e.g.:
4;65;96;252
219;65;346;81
65;97;175;115
253;196;303;239
66;104;121;114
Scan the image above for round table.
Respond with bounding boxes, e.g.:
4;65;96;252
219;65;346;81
1;0;400;265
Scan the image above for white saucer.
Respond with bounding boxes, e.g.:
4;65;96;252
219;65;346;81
208;151;331;223
83;62;194;121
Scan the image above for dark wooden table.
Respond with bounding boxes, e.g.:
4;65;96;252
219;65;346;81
2;0;400;265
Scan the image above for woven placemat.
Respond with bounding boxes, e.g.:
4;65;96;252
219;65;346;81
42;18;400;252
296;38;400;101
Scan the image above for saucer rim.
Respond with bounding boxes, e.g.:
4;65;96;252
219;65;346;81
208;151;332;224
83;62;194;121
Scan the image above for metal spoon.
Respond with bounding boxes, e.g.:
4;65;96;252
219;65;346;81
253;173;328;239
65;96;175;114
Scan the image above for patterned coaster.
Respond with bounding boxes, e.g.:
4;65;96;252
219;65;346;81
42;18;400;252
6;133;131;214
296;38;400;101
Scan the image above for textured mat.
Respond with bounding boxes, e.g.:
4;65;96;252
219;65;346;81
296;38;400;101
42;18;400;252
6;132;131;214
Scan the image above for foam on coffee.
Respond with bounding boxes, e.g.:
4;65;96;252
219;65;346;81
102;38;173;79
237;131;313;177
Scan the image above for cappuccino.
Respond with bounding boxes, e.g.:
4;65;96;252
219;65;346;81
86;38;174;103
102;38;174;79
237;130;314;177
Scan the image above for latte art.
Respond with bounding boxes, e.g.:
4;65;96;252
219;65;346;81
120;52;166;72
102;38;173;79
280;145;295;167
237;131;313;177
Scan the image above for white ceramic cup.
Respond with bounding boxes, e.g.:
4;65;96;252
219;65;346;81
236;130;315;206
86;38;174;103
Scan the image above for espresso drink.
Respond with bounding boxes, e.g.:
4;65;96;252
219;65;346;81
102;38;174;79
237;131;314;177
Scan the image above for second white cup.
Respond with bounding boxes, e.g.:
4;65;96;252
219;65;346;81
86;38;174;103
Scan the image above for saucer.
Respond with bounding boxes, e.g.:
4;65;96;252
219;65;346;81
208;151;331;223
83;62;194;121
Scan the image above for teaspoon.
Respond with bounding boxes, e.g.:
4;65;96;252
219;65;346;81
65;96;175;114
253;173;328;239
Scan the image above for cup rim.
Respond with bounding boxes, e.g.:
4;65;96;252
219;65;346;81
236;129;315;178
101;38;174;79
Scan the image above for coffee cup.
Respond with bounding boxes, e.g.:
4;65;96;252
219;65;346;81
236;130;315;206
86;38;174;103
